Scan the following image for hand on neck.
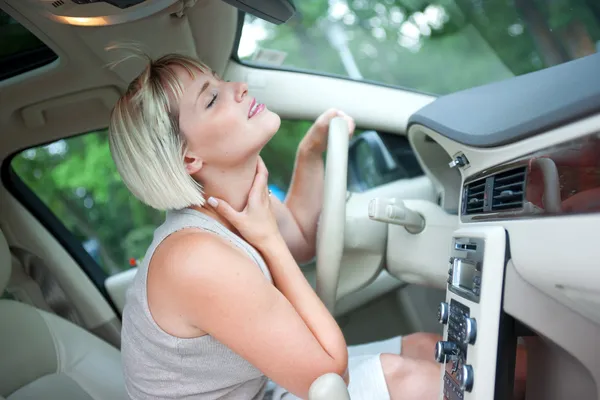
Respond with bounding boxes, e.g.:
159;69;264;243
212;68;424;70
190;155;261;231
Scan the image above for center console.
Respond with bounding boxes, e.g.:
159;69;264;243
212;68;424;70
435;226;510;400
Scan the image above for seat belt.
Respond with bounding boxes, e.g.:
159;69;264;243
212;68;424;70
8;246;85;328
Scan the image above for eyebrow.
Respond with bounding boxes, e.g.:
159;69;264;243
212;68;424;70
195;80;210;105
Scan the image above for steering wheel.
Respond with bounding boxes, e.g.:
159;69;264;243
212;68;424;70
316;117;350;313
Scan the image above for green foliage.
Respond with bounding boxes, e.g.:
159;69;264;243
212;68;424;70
12;132;166;275
241;0;600;94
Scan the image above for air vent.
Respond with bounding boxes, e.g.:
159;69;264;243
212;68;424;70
463;166;527;216
491;167;526;211
52;0;65;7
464;179;486;214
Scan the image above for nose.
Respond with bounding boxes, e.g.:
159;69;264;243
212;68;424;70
234;81;248;102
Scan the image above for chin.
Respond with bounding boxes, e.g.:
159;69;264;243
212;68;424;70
263;110;281;137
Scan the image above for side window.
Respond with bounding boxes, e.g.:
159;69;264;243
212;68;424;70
11;131;163;276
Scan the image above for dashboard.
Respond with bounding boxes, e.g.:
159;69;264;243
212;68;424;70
398;52;600;400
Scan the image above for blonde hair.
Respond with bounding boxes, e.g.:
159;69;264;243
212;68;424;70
108;53;211;210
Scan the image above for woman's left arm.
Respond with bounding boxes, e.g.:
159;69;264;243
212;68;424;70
271;109;355;263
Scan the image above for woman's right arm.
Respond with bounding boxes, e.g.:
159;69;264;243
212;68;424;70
163;231;347;399
164;158;348;399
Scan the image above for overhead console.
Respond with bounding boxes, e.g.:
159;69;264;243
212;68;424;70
23;0;295;26
23;0;181;26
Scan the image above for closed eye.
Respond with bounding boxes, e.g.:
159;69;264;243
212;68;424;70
207;92;218;109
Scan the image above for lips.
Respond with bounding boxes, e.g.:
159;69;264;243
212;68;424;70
248;98;265;119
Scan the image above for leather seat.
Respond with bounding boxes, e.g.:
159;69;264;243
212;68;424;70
0;229;128;400
0;226;349;400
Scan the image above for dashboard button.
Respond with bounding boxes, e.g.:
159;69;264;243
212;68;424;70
435;341;459;363
463;317;477;344
438;302;449;324
460;364;474;392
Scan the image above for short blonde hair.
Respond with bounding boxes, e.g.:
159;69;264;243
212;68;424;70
108;53;211;210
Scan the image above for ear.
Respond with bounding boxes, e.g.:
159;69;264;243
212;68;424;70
184;152;203;175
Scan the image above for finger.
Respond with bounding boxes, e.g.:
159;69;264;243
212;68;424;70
316;108;340;128
257;156;268;176
335;110;355;136
207;196;239;224
248;160;269;201
346;117;356;136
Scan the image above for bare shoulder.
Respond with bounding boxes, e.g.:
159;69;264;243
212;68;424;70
147;228;270;335
152;228;258;282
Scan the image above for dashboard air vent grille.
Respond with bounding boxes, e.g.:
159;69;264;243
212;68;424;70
52;0;65;7
491;166;526;211
464;179;486;214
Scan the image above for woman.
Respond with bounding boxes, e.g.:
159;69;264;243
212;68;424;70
110;53;442;400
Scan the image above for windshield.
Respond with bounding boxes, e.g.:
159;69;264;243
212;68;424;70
237;0;600;95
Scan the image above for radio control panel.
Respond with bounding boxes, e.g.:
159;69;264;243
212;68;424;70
438;236;486;399
437;300;476;399
447;238;485;303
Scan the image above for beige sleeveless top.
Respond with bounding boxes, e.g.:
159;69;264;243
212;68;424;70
121;208;273;399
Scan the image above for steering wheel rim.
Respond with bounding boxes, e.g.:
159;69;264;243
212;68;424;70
316;117;350;313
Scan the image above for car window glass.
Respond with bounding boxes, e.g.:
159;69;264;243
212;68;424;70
238;0;600;95
0;9;58;80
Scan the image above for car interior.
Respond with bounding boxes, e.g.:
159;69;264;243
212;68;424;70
0;0;599;399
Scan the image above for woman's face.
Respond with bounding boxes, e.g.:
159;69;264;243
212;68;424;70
174;66;281;173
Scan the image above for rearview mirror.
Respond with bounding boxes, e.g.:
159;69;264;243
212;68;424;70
221;0;295;24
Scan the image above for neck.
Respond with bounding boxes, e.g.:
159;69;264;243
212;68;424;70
190;156;259;232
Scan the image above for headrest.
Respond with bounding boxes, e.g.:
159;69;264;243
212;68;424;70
0;228;11;294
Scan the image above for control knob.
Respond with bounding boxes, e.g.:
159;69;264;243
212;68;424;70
463;317;477;344
437;302;449;325
434;341;459;363
460;364;474;392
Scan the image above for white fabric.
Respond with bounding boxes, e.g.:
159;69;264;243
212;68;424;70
270;336;402;400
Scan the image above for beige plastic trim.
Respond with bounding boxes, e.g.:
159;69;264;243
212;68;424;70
336;176;436;301
223;62;435;135
504;261;600;399
21;87;120;129
335;270;403;317
316;118;350;312
386;200;458;288
439;226;507;400
308;373;349;400
104;267;138;314
409;130;462;211
0;188;116;331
